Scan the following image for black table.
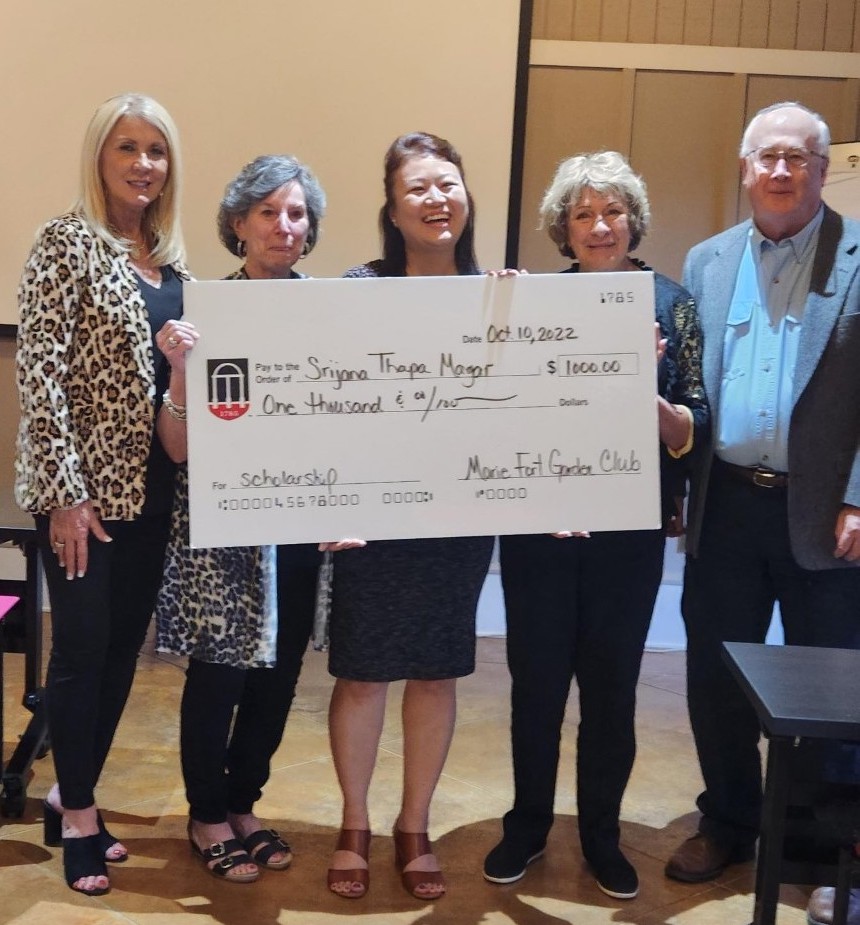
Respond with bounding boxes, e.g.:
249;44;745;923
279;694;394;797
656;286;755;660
724;642;860;925
0;494;49;817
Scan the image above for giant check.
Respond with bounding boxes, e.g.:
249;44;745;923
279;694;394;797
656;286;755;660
185;273;661;547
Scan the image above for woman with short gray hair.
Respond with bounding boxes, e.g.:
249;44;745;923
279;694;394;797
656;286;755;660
217;154;325;267
156;153;327;883
484;150;709;902
539;150;650;257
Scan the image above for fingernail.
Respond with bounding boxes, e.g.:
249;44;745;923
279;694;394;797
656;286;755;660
77;570;85;578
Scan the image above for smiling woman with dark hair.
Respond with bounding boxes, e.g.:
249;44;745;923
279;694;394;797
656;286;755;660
374;132;479;277
323;132;492;903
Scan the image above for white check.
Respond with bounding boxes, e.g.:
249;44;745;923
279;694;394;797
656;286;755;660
184;273;661;547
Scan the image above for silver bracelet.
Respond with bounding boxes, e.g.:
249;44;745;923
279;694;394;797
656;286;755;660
162;391;187;422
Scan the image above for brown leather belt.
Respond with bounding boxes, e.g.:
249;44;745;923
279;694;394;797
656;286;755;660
718;460;789;489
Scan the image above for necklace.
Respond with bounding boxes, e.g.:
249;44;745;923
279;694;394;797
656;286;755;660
129;238;148;259
127;239;162;288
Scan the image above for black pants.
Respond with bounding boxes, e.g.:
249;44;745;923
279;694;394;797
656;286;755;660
499;529;664;861
682;464;860;849
37;513;171;810
181;543;319;823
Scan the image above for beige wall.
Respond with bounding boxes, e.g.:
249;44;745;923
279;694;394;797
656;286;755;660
0;0;522;518
0;0;521;327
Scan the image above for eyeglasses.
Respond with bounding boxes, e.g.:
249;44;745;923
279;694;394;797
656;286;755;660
746;147;825;171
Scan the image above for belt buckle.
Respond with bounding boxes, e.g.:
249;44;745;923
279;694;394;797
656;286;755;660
752;468;779;488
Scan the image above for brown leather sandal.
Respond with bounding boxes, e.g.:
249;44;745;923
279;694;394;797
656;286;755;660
327;828;370;898
393;827;446;900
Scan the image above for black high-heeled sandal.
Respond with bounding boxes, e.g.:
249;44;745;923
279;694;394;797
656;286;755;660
43;801;128;862
43;800;62;847
63;834;110;896
96;812;128;863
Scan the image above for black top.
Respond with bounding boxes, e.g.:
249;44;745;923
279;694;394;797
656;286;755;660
562;261;710;526
138;265;183;516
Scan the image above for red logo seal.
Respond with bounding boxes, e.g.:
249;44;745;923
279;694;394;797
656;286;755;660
207;359;250;421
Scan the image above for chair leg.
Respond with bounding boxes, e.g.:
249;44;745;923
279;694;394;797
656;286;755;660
832;846;852;925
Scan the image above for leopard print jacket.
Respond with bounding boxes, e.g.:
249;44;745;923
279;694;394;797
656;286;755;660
15;213;191;518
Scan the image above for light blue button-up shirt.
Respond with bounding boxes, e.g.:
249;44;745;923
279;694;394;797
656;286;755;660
717;207;823;471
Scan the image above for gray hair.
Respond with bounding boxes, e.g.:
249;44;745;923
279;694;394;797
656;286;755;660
538;150;650;257
217;154;326;257
740;101;831;158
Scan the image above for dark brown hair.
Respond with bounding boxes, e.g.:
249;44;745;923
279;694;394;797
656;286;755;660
378;132;479;276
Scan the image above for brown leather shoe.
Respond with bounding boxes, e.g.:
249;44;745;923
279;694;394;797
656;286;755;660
807;887;860;925
665;833;754;883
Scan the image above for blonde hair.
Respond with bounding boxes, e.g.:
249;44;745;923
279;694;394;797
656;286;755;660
74;93;185;265
539;150;650;257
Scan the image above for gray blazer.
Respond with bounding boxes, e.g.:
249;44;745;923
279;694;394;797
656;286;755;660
683;205;860;570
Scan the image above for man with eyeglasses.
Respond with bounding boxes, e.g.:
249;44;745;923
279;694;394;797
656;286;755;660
664;102;860;925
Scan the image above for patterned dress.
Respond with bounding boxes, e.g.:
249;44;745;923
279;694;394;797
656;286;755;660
155;467;278;667
154;267;286;667
328;262;494;681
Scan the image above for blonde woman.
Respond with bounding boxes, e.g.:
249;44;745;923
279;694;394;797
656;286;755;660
16;93;192;895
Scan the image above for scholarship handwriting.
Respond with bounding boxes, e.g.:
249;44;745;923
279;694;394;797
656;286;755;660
239;466;338;491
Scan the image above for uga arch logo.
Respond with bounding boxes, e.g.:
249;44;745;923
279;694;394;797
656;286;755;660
207;358;250;421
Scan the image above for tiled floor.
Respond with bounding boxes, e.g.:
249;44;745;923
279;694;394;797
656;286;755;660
1;630;811;925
